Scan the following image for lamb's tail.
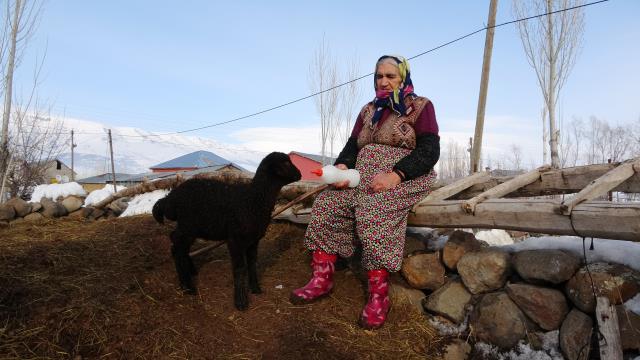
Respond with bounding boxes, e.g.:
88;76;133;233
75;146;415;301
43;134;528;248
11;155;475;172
152;197;167;224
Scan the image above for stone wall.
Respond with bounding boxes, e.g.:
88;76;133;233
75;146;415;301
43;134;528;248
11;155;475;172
398;230;640;359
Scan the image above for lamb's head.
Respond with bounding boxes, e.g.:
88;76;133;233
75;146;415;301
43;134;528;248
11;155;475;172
255;152;301;185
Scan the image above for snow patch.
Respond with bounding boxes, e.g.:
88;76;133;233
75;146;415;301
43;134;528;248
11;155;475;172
475;229;514;246
29;182;87;203
624;293;640;315
120;189;169;217
501;236;640;272
84;185;128;206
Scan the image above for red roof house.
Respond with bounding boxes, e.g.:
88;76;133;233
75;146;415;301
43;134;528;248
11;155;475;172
288;152;336;181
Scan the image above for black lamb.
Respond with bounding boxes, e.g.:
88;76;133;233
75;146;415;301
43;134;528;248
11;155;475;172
152;152;301;310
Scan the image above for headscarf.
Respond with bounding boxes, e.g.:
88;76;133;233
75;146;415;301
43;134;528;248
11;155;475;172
371;55;415;125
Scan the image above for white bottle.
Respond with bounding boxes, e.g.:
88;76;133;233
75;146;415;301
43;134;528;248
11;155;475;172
311;165;360;188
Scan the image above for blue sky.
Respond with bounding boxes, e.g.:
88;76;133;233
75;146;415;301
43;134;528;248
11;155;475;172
14;0;640;164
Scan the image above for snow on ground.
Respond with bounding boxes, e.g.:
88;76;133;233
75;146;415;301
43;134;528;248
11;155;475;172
501;236;640;272
120;189;169;217
29;182;87;203
475;335;563;360
84;185;128;206
625;294;640;315
475;229;514;246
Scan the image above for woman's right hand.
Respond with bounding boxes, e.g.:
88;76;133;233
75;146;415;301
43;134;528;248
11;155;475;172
331;164;350;189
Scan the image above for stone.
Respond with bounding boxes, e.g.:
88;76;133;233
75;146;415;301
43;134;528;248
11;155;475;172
457;249;511;294
0;203;16;221
471;292;527;349
41;198;67;218
559;308;592;360
442;230;482;271
512;249;581;284
400;251;446;290
24;212;44;222
423;279;472;324
30;202;42;212
403;233;426;257
61;196;84;213
616;305;640;351
67;209;84;219
107;197;129;216
505;283;569;330
388;273;426;314
10;217;24;225
442;339;471;360
6;197;32;217
565;262;640;313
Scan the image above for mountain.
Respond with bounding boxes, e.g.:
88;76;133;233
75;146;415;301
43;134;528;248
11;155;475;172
52;117;266;178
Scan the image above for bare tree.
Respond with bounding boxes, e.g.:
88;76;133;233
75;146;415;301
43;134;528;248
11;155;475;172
6;104;69;199
513;0;584;168
1;0;44;201
438;140;469;180
337;57;362;146
507;144;523;170
308;37;340;164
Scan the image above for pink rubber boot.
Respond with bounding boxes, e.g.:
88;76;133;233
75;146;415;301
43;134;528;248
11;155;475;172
359;269;391;330
290;250;337;304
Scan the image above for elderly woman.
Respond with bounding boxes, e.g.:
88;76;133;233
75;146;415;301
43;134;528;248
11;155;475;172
290;55;440;329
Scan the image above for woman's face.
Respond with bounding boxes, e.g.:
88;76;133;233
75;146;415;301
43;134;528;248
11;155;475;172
375;63;402;91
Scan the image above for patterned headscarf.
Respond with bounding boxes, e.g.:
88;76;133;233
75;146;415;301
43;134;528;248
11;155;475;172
371;55;415;125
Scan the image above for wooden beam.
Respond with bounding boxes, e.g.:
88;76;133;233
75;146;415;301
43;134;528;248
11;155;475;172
560;158;640;215
413;171;489;210
596;297;623;360
409;199;640;241
449;163;640;199
461;166;551;214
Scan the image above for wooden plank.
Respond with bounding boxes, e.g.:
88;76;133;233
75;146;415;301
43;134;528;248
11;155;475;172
461;166;551;214
450;163;640;199
409;199;640;241
413;171;489;209
596;296;623;360
560;157;640;215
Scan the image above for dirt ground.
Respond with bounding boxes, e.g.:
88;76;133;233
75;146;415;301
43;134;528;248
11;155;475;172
0;216;446;359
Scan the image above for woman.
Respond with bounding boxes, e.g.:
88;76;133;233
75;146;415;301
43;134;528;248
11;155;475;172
290;55;440;329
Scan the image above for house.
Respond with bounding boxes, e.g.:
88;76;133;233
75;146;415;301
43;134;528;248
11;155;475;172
42;159;77;184
289;151;336;181
76;173;134;193
149;150;245;173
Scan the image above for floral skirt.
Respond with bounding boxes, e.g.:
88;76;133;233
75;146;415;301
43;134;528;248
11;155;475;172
304;144;436;271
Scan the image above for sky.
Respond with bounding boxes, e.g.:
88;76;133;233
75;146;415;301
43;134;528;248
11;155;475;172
12;0;640;166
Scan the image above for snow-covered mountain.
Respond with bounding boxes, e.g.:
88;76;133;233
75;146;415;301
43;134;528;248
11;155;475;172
53;117;266;178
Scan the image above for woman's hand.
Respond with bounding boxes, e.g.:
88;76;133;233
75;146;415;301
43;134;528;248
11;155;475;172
331;164;350;189
370;172;401;193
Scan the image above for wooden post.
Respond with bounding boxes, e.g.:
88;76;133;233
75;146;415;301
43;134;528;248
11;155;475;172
471;0;498;173
596;297;623;360
108;129;117;192
608;158;613;201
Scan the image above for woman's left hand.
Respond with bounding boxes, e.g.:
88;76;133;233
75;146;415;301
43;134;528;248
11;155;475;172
370;172;402;193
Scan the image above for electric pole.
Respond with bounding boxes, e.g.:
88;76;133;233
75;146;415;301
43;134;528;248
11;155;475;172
471;0;498;174
108;129;117;192
71;130;77;181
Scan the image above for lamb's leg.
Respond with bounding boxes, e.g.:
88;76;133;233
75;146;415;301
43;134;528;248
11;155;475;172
246;240;262;294
170;229;197;294
228;241;249;310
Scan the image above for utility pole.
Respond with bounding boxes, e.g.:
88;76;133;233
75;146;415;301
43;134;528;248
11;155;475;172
71;130;77;181
108;129;117;192
471;0;498;174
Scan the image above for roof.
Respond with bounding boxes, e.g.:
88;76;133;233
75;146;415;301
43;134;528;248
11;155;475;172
149;150;233;170
124;164;251;183
289;151;336;164
76;173;134;184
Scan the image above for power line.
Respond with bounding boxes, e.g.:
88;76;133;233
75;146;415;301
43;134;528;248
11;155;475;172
114;0;606;138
